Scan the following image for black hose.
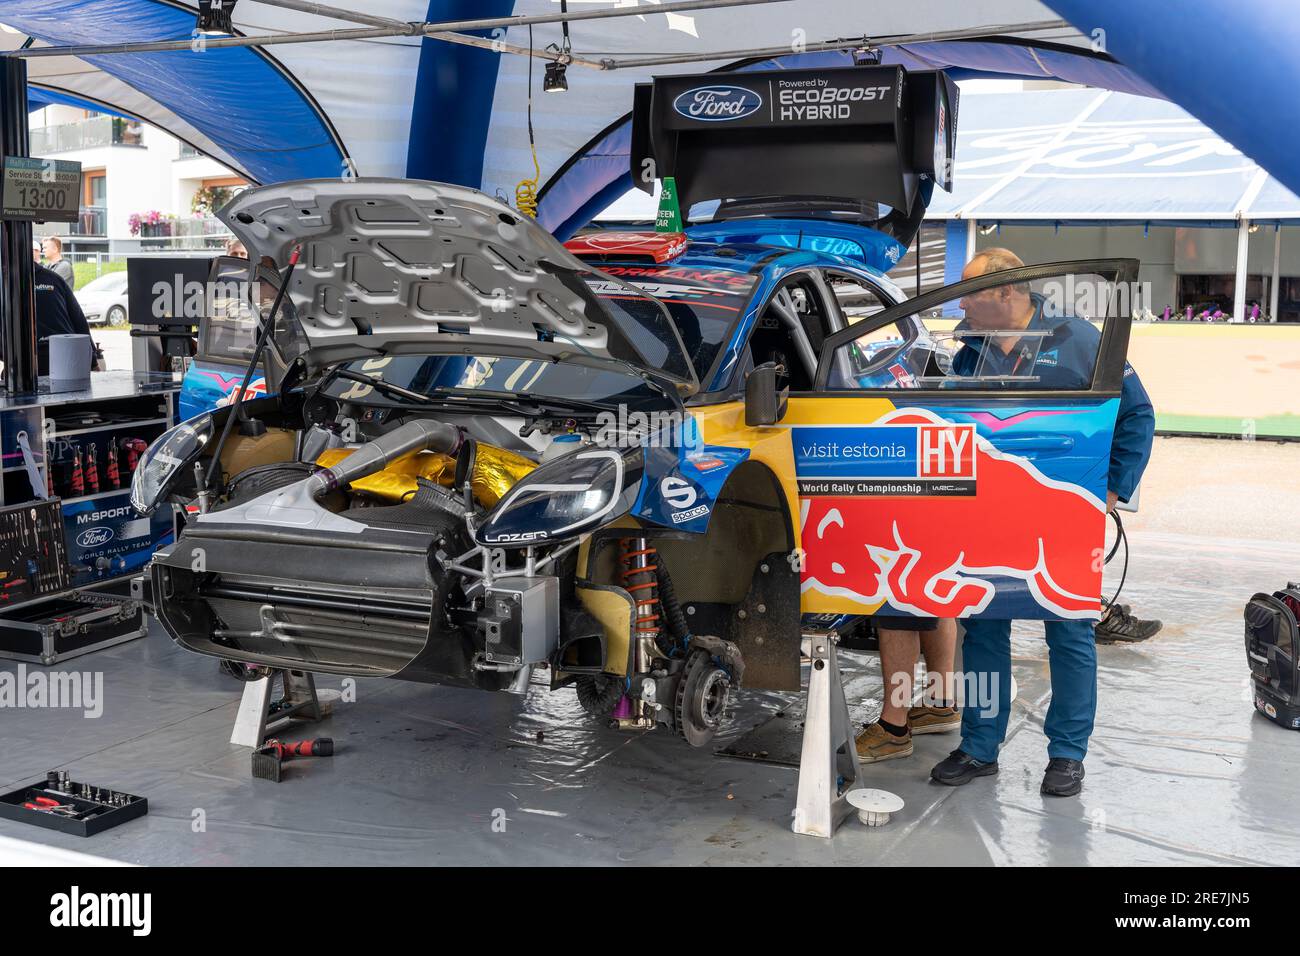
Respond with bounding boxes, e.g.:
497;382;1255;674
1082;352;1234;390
655;559;693;648
1104;510;1129;608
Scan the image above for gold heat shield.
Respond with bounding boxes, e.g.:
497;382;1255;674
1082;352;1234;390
315;442;536;506
315;447;456;502
467;443;537;507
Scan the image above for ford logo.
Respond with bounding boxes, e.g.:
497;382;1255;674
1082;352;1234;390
673;85;763;122
77;526;114;548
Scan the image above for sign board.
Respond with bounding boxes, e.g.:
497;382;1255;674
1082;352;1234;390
2;156;82;223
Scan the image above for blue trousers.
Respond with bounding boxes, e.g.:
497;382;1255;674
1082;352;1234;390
959;618;1097;763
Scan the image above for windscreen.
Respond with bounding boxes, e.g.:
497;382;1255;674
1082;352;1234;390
584;265;757;383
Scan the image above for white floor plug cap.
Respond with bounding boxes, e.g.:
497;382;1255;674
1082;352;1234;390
846;788;905;827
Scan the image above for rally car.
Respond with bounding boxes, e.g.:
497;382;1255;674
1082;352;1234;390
133;174;1136;747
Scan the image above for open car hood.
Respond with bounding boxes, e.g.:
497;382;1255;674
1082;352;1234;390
220;179;698;394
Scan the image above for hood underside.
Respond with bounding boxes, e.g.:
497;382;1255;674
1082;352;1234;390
220;179;697;392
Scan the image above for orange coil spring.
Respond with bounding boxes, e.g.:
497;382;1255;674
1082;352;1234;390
620;538;661;639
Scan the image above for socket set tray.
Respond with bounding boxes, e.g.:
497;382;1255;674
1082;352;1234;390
0;771;148;837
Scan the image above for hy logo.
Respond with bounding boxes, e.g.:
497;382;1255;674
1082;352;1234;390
673;85;762;122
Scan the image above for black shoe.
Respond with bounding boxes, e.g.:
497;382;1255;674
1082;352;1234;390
1041;757;1085;796
1095;605;1162;644
930;749;998;786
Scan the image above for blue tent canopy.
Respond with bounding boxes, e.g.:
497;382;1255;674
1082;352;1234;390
0;1;1149;191
2;0;1293;239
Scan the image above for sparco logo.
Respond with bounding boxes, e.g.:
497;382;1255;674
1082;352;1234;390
76;505;133;525
673;85;762;122
77;526;114;547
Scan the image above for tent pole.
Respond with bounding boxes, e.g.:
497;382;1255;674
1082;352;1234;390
1270;226;1282;323
966;219;977;265
603;19;1070;70
0;55;37;395
249;0;407;30
7;0;792;58
1233;219;1249;323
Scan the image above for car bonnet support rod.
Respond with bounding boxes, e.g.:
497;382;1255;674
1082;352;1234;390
204;248;301;494
7;0;792;58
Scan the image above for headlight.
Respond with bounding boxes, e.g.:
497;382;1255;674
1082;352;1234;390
129;415;214;515
476;446;644;547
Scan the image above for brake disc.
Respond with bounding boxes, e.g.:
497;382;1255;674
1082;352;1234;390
674;651;731;747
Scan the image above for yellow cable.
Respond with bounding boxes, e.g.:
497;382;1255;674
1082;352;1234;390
515;138;541;218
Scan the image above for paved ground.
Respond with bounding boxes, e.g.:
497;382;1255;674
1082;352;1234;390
1;435;1297;865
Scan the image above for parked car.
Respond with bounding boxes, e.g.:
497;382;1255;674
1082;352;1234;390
134;179;1138;747
75;270;130;326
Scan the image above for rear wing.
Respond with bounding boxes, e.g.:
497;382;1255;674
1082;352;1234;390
630;65;958;223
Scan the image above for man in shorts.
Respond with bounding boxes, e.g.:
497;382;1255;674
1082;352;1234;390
855;617;958;762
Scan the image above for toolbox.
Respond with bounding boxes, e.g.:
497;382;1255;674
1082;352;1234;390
0;772;147;837
0;580;145;665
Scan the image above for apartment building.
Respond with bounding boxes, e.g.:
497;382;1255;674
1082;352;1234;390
28;104;246;256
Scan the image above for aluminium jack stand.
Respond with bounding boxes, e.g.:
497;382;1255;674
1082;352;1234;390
230;669;340;748
791;629;864;838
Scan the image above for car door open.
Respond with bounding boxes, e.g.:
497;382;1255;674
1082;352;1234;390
787;259;1139;621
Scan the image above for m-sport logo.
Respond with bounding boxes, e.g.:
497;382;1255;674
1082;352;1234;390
673;85;762;121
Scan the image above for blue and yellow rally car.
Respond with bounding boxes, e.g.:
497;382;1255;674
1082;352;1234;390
135;66;1143;746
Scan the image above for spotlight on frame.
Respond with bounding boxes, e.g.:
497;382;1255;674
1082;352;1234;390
196;0;237;37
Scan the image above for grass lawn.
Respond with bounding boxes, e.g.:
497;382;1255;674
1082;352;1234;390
72;259;128;289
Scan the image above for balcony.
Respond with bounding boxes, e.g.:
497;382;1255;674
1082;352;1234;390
33;206;107;238
29;115;145;155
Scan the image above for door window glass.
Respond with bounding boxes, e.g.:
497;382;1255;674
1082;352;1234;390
825;267;1120;391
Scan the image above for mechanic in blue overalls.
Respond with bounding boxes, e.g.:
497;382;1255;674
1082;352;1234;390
930;248;1155;796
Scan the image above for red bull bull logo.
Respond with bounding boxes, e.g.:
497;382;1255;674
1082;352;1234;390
799;408;1105;619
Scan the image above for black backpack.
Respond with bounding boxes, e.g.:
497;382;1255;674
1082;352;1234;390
1244;585;1300;729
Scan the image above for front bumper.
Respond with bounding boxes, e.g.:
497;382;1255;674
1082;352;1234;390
151;522;525;691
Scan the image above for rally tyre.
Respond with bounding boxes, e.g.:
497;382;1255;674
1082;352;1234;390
674;650;731;747
576;674;625;717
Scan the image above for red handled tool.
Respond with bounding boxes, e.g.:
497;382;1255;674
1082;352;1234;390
251;736;334;782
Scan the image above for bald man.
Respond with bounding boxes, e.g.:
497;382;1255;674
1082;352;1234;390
929;248;1155;796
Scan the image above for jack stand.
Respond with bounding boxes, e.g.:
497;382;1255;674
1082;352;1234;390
230;669;339;748
792;629;863;838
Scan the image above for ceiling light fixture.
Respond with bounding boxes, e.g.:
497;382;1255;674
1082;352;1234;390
196;0;237;37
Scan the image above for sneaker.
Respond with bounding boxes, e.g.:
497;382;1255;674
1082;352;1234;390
1041;757;1085;796
1095;606;1162;644
908;704;960;735
929;749;998;786
854;721;913;763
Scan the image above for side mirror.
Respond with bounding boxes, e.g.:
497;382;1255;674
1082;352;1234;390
745;362;789;426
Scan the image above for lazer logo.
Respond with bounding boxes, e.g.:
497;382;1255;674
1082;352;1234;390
481;531;549;543
77;526;114;548
673;85;763;121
